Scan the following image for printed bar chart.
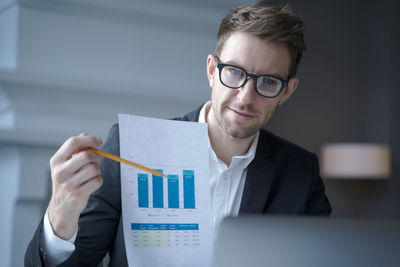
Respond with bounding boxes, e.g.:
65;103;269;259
152;170;164;208
183;170;195;209
168;175;179;209
137;169;196;209
138;174;149;208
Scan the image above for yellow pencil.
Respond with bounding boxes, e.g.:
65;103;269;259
88;147;166;177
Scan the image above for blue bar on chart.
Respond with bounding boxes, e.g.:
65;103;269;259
152;169;164;208
168;175;179;209
137;174;149;208
183;170;195;209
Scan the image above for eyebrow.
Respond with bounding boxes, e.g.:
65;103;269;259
223;60;285;78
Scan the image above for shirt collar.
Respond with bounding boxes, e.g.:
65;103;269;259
198;101;211;124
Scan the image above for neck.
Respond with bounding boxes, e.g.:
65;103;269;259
206;106;256;166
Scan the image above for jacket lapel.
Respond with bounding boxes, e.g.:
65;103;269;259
239;130;276;214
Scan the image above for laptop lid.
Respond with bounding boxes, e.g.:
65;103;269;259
212;216;400;267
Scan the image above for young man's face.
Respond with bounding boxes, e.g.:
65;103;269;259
206;31;298;139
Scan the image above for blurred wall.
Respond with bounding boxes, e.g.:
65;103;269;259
266;0;399;218
0;0;398;266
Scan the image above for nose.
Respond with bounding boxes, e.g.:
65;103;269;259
236;77;257;104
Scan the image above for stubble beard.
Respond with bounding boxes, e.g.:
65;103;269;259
213;102;272;140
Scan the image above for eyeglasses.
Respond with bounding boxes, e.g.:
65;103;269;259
215;58;289;98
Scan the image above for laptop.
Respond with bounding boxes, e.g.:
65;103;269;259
212;216;400;267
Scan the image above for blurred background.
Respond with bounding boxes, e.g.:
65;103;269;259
0;0;399;266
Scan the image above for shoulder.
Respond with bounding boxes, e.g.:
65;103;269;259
258;129;316;162
172;105;203;122
102;123;120;155
108;123;119;138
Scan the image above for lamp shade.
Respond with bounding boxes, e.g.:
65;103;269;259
321;143;391;179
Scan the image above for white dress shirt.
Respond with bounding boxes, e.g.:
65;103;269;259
43;101;259;264
198;101;259;232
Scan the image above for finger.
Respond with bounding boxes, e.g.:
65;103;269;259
53;135;102;164
65;163;101;190
75;176;103;199
57;150;101;180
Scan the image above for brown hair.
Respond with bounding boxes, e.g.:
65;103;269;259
216;2;306;77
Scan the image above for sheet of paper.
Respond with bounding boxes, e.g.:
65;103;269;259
119;113;213;267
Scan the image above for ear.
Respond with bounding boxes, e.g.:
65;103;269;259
279;77;299;105
206;54;216;88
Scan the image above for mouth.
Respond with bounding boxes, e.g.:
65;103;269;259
228;107;257;122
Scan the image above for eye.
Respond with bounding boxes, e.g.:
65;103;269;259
226;67;244;78
257;76;281;93
265;78;277;85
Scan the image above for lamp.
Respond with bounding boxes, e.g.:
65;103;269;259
321;143;391;217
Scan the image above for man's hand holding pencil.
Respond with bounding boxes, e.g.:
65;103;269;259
47;133;103;240
47;133;166;241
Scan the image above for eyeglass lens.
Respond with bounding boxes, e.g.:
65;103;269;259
220;65;282;97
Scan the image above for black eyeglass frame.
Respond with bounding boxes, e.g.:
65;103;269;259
215;59;289;98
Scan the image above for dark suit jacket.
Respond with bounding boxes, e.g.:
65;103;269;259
25;106;331;266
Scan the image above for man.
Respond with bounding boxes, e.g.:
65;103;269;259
25;2;331;266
